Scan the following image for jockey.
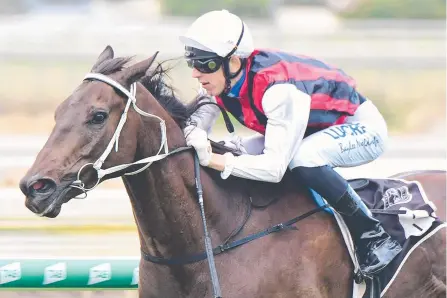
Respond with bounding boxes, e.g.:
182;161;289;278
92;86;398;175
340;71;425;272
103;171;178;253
179;9;402;277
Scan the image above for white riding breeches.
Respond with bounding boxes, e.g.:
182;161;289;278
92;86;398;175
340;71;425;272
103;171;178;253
230;100;388;169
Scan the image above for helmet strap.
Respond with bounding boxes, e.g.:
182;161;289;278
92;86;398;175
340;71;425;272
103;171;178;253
221;58;246;94
223;60;232;94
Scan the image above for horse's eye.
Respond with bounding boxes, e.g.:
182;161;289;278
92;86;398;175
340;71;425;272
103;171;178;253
91;112;108;124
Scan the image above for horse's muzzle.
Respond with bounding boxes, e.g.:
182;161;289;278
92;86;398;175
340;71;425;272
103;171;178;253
19;176;64;217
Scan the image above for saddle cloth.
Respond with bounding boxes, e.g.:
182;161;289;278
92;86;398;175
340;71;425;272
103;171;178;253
311;177;447;298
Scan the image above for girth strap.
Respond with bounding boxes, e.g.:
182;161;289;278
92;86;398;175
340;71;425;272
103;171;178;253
141;204;328;265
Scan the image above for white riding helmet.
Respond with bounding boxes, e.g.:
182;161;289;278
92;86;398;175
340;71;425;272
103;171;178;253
179;10;254;59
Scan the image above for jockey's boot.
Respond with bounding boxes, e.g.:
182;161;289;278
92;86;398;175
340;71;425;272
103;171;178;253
332;185;402;276
291;165;402;277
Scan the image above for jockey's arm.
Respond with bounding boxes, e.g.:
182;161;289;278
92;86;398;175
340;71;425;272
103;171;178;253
208;83;311;183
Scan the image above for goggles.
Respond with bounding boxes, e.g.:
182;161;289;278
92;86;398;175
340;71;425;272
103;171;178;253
186;57;222;74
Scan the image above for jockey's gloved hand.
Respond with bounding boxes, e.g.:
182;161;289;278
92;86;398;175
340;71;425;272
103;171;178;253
183;125;212;166
183;124;196;136
222;133;248;155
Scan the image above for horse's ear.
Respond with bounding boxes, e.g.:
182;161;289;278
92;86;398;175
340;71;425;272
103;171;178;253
91;45;114;72
119;51;159;86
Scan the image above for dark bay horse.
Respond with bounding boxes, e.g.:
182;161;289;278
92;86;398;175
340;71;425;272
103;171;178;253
19;46;446;298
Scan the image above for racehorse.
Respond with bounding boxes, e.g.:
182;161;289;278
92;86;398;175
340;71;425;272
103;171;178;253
19;46;446;298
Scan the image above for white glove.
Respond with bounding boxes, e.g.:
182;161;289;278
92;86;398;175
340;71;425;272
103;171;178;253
183;125;212;166
222;133;248;155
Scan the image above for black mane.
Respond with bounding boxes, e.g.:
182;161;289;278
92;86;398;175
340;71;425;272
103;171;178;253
140;62;203;128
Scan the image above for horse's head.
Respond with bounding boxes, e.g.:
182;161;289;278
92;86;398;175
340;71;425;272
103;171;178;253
19;45;167;217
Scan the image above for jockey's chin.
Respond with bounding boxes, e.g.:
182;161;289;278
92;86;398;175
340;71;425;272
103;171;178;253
201;82;224;96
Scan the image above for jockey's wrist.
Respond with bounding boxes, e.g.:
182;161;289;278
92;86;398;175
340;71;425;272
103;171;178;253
206;152;226;171
220;152;235;180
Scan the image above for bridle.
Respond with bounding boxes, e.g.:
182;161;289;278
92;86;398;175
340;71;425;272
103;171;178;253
70;73;173;197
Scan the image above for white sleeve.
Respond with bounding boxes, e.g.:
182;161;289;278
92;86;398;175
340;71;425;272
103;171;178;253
188;92;220;133
225;84;311;183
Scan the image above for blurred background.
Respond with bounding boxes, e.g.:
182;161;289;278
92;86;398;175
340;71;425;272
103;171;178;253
0;0;445;297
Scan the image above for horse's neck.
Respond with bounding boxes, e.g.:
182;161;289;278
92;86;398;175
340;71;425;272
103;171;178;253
124;152;244;257
122;91;244;259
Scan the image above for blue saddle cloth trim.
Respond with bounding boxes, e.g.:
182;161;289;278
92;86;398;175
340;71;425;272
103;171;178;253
309;188;334;215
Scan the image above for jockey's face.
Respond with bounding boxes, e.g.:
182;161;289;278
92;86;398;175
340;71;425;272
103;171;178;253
191;62;226;96
191;56;242;96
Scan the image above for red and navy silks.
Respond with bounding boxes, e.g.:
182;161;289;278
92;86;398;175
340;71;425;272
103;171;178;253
215;49;367;136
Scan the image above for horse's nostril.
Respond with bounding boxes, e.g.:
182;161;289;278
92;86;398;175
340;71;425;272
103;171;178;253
32;180;46;191
28;179;56;195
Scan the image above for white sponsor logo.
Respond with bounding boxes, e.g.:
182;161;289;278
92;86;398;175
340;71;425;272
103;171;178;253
88;263;112;285
131;267;139;285
0;262;21;284
43;262;67;285
382;186;412;209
